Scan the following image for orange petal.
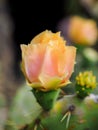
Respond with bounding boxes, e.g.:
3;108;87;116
31;30;66;45
63;46;76;81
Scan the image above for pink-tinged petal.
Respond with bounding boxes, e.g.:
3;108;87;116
39;41;76;88
21;44;46;83
63;46;76;82
40;46;58;77
39;40;66;77
38;42;71;89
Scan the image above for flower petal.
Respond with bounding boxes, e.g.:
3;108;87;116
39;74;62;91
63;46;76;81
31;30;66;45
21;43;46;83
40;40;66;76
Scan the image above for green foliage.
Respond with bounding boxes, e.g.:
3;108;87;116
6;85;42;130
35;95;98;130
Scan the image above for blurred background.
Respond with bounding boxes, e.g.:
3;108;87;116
0;0;98;130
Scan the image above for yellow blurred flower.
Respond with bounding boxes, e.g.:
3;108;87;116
20;30;76;91
76;71;96;89
76;71;97;98
68;16;98;46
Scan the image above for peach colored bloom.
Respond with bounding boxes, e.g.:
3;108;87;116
68;16;98;46
20;30;76;91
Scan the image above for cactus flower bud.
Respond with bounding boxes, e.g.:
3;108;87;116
76;71;97;98
20;30;76;91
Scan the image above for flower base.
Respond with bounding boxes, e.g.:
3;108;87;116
32;89;61;111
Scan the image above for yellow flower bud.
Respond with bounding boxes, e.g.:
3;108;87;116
75;71;97;98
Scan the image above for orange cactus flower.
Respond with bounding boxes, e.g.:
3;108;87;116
68;16;98;46
20;30;76;91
